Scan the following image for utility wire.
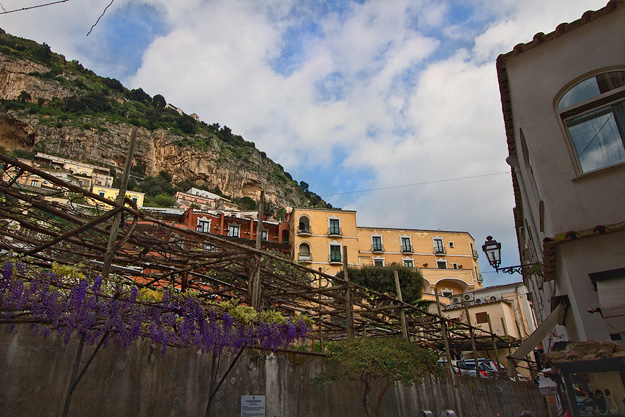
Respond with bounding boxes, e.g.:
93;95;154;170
322;171;511;197
87;0;115;36
0;0;69;15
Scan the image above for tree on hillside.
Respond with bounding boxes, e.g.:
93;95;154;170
153;94;166;108
315;337;440;417
238;196;257;211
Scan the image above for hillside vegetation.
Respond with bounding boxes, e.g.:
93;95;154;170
0;29;331;209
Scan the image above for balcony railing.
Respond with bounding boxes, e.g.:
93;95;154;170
401;245;413;253
328;226;341;236
472;250;479;259
298;227;311;235
298;254;312;263
371;244;384;252
434;246;446;254
329;254;342;263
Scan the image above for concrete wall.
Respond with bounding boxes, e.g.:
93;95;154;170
0;326;547;417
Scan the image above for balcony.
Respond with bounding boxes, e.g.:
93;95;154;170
371;244;384;253
329;254;342;264
328;226;342;237
298;226;311;236
401;245;413;253
434;246;446;255
298;254;312;263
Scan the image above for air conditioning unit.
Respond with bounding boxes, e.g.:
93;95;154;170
463;293;474;302
489;295;498;302
452;296;462;305
475;298;483;304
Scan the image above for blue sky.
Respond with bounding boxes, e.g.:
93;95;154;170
0;0;609;286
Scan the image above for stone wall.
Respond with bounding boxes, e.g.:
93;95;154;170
0;326;547;417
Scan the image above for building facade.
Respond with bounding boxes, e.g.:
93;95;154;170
91;185;145;208
290;208;483;300
497;2;625;414
444;283;537;378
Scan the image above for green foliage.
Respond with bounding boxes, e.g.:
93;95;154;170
316;337;440;417
145;193;176;208
152;94;166;108
275;207;286;222
158;170;172;183
336;265;424;305
18;91;31;102
9;149;35;160
137;175;174;197
238;196;257;210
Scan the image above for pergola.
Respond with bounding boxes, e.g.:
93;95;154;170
0;150;523;362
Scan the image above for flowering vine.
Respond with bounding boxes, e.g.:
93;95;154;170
0;261;309;353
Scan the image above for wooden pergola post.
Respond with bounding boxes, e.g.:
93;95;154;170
102;127;137;279
394;270;408;340
342;246;354;339
435;291;453;369
250;191;264;309
488;315;501;377
464;304;480;377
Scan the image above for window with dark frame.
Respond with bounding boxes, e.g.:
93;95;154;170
329;245;341;262
475;312;489;324
401;237;412;252
558;71;625;173
372;236;383;251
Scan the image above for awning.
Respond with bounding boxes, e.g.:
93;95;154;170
506;302;567;377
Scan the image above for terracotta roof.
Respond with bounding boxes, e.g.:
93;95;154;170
542;340;625;365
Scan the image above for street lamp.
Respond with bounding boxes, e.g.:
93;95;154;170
482;236;542;275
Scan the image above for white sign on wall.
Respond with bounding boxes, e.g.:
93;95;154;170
241;395;265;417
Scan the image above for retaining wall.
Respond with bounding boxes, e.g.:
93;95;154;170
0;326;547;417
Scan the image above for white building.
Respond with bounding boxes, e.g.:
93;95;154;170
497;2;625;414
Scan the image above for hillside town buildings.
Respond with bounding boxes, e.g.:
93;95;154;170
497;1;625;415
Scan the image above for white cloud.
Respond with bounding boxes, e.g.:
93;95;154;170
0;0;610;286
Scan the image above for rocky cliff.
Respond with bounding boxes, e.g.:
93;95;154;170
0;30;316;207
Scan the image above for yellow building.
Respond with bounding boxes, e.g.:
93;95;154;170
292;208;359;274
91;185;145;208
291;208;482;298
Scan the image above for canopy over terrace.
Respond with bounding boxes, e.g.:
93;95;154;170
0;153;521;359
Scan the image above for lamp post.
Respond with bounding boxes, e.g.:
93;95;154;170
482;236;542;275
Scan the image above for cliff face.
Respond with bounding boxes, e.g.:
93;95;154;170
0;111;301;206
0;55;74;102
0;44;307;207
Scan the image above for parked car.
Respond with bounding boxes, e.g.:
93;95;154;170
437;359;461;375
456;359;507;379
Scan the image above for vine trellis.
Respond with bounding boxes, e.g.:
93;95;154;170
0;151;522;354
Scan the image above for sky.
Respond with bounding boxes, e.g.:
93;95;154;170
0;0;608;287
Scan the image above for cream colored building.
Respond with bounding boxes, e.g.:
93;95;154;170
443;283;537;377
291;208;482;298
497;2;625;350
34;153;113;187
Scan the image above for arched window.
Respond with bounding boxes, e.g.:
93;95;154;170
558;70;625;173
298;243;311;262
298;216;311;234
